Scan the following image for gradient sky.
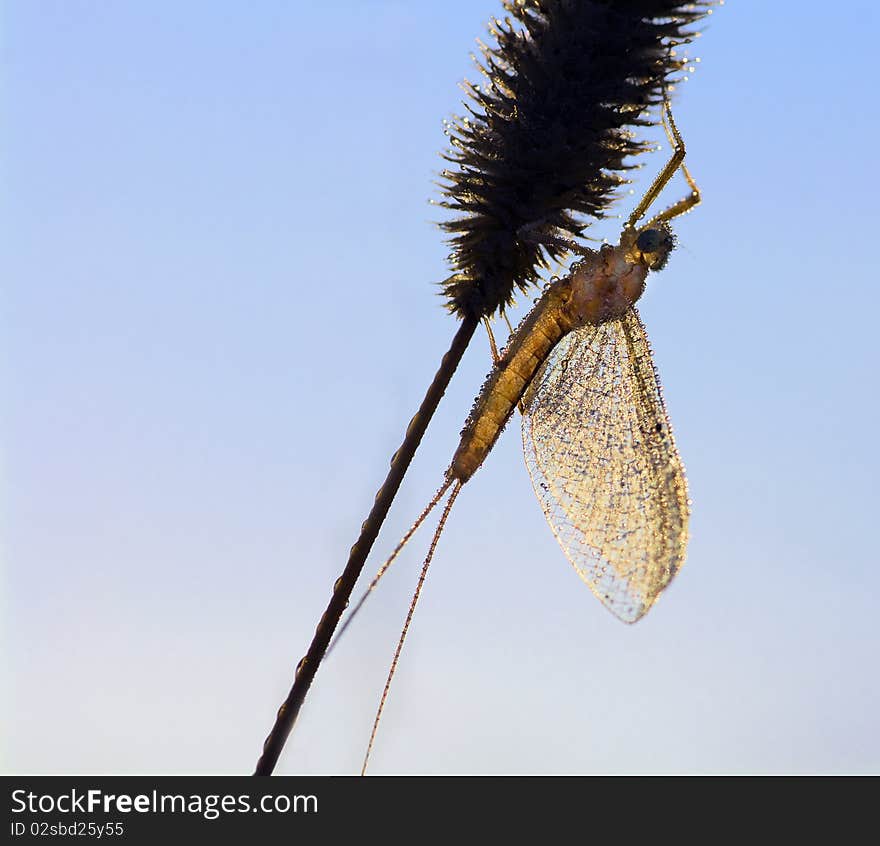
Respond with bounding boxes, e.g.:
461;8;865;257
4;1;879;775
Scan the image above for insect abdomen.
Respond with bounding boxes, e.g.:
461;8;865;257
448;241;653;485
449;285;571;482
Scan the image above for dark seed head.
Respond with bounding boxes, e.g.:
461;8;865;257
438;1;710;319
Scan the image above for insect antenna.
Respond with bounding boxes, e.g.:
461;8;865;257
361;481;463;776
326;478;455;658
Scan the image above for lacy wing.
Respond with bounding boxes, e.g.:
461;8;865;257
521;308;689;623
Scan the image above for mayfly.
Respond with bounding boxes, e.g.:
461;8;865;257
342;102;700;773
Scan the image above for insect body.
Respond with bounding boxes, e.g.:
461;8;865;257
451;223;672;484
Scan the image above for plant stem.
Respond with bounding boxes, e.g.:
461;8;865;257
254;315;479;775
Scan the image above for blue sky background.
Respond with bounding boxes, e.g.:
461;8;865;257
4;1;878;774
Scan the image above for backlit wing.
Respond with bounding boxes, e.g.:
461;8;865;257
521;308;689;623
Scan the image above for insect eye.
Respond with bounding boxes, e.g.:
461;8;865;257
636;229;663;253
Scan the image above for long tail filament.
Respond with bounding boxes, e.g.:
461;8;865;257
361;480;463;775
327;477;454;659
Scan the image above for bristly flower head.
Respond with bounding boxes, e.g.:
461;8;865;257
438;0;710;319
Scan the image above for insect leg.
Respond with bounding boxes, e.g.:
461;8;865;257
484;316;524;413
483;317;501;364
485;313;529;415
645;105;701;225
626;100;695;229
